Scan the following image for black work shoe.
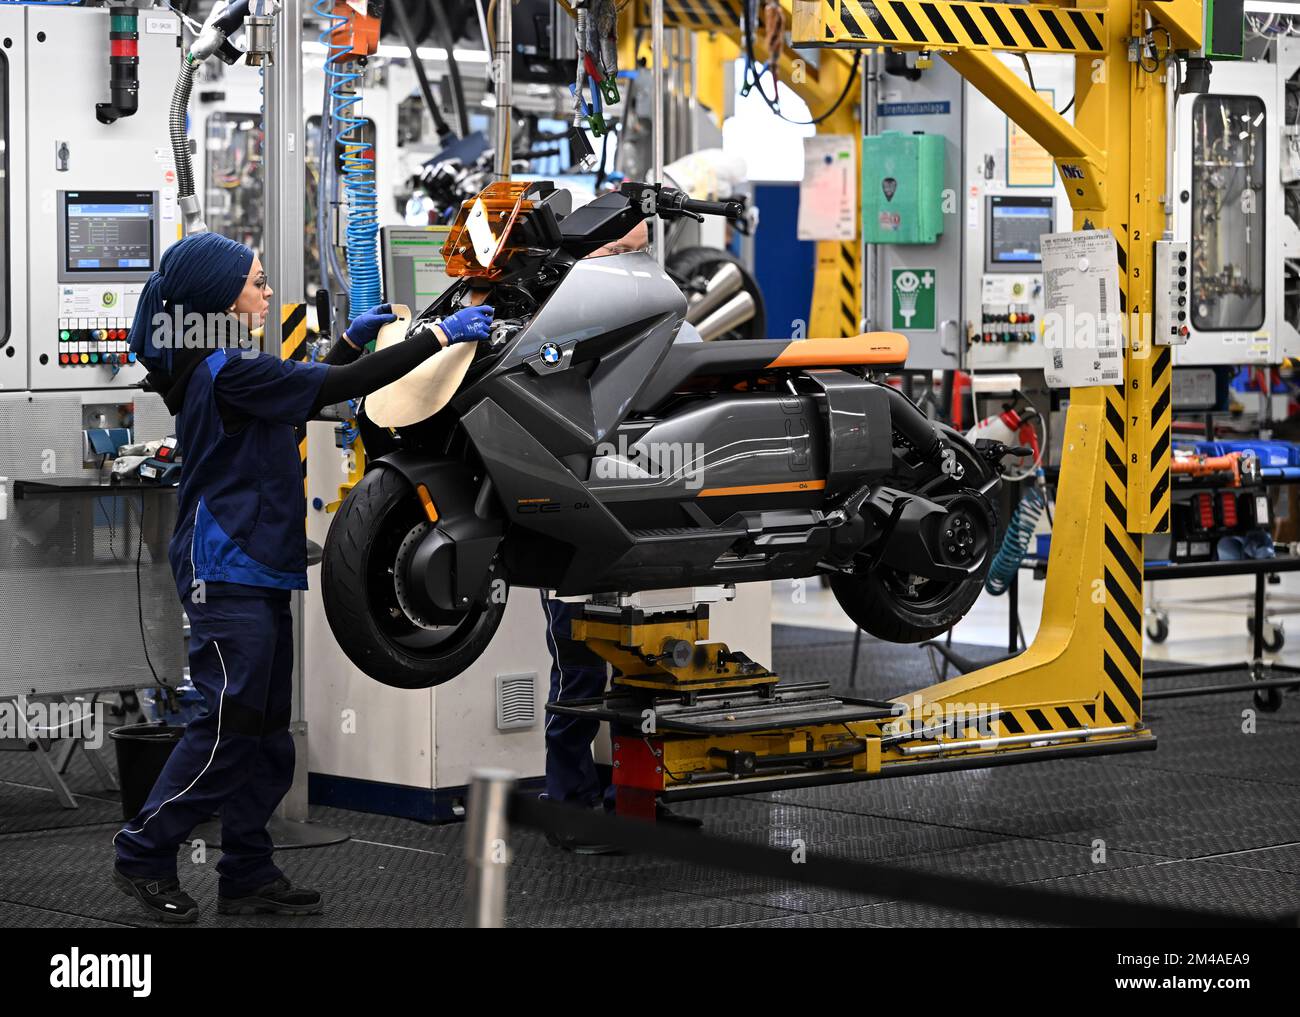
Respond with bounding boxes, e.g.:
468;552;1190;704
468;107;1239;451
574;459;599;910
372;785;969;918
112;866;199;924
545;829;625;856
217;877;323;916
656;805;704;830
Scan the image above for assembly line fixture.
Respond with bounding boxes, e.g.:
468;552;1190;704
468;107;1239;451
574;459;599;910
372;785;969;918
565;0;1201;807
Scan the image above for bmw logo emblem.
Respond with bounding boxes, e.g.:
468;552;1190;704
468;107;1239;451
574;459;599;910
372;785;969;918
540;342;562;365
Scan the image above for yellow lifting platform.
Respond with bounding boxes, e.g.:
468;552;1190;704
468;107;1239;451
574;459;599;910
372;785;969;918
553;0;1201;819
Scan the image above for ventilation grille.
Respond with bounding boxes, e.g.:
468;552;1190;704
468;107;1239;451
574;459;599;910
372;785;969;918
495;672;538;731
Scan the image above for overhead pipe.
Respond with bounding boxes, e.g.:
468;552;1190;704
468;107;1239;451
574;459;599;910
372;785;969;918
493;0;512;179
651;0;664;264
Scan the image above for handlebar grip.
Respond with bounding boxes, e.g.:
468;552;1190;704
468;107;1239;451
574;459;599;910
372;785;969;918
680;196;744;219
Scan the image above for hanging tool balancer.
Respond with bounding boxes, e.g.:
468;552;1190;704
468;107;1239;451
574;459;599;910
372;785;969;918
571;0;619;139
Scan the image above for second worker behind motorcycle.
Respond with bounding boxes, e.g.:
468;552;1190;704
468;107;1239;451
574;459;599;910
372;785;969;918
539;210;702;854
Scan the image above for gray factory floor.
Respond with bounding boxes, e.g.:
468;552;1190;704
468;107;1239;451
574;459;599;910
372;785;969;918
0;629;1297;928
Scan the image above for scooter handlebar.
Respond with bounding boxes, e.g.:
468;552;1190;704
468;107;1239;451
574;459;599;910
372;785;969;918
657;187;745;221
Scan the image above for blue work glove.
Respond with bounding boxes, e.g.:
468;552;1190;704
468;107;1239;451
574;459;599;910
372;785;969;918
343;303;398;348
437;304;495;345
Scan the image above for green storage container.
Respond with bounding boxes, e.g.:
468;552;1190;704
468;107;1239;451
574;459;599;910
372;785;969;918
862;131;946;245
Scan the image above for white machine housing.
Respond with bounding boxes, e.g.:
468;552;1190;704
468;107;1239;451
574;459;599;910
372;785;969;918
1172;53;1300;364
23;6;182;392
869;54;1074;372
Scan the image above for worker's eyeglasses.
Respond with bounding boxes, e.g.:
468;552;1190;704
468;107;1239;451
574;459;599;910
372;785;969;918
251;273;270;292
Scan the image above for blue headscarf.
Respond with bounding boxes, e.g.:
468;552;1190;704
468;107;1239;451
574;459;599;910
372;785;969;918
128;232;255;374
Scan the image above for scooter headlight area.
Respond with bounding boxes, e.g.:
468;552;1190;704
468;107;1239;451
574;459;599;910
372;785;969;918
2;0;1295;952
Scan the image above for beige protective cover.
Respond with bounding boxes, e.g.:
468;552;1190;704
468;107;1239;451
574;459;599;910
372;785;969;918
362;304;479;428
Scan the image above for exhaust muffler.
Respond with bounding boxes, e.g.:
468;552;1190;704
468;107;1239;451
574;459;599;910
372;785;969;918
686;262;745;325
695;291;756;341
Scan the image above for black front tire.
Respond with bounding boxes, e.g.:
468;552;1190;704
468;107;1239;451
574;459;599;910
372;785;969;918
321;466;507;689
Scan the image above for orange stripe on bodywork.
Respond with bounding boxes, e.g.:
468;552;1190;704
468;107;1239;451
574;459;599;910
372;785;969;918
415;484;439;522
767;333;909;369
697;479;827;498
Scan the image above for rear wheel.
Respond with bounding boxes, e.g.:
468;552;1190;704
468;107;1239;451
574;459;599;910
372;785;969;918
829;432;997;644
830;567;986;644
321;467;507;689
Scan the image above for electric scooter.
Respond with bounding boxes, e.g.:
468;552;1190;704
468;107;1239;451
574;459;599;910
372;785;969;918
321;180;1016;688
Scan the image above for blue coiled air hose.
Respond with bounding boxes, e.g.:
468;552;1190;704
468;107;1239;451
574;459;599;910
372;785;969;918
316;0;381;320
984;474;1050;596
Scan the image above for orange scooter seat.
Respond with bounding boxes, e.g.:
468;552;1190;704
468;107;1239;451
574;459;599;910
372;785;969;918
632;332;909;412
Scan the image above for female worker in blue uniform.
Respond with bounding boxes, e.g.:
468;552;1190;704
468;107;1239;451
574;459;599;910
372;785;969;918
112;232;492;923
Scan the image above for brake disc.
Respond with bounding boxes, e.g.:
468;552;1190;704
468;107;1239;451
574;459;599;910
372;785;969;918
392;521;439;630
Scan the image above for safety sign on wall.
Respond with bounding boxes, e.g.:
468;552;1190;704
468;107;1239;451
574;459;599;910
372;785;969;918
890;268;936;331
1041;230;1123;389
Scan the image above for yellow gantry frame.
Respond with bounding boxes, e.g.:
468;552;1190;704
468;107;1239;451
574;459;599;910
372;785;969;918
554;1;1197;792
785;0;1194;755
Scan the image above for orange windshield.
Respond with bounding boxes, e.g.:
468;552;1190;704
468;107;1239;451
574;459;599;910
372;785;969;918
441;181;535;279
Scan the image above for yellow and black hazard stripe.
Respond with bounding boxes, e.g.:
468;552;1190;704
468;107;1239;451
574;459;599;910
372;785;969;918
805;0;1106;55
635;0;742;30
1099;228;1144;726
280;301;308;364
838;241;860;336
281;302;309;494
998;701;1098;736
1146;345;1172;532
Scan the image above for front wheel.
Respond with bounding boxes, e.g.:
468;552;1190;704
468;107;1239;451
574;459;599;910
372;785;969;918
321;467;508;689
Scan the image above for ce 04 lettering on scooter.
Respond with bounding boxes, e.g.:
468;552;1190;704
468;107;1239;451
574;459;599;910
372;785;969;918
320;181;1022;689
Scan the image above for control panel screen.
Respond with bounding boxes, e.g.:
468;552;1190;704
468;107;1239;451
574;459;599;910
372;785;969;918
62;191;156;276
381;227;452;313
987;196;1054;270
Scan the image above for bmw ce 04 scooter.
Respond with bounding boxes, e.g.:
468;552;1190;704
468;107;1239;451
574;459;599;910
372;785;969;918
321;180;1018;689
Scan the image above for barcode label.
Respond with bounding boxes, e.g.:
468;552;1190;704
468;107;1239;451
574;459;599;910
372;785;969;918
1099;349;1119;358
1098;277;1108;314
1052;349;1064;370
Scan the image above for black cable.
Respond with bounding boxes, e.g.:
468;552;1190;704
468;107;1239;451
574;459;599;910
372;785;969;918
742;1;860;126
391;0;454;140
595;124;611;189
1018;52;1038;94
429;0;470;137
132;493;161;685
1019;52;1075;116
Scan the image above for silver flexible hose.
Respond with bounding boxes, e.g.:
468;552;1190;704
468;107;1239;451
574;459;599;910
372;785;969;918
170;57;196;199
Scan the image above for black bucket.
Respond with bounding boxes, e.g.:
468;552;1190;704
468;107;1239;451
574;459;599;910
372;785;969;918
109;723;185;822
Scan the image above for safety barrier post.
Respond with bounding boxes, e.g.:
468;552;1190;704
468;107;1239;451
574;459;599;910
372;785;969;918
463;769;516;928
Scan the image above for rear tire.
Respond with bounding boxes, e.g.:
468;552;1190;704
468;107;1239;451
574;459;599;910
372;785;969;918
321;466;507;689
830;569;985;644
828;427;996;644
